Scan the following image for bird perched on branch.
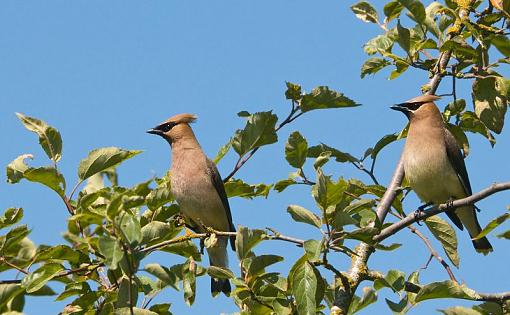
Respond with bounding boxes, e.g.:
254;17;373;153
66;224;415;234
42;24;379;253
147;113;236;295
391;95;493;254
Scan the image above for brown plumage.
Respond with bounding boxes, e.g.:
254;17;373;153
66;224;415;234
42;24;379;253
148;113;236;295
392;95;493;254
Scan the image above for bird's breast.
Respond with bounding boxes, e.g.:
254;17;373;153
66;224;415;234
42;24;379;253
403;140;464;204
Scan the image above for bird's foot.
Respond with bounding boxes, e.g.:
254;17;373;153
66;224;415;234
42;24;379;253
200;238;205;255
446;198;454;211
414;202;432;225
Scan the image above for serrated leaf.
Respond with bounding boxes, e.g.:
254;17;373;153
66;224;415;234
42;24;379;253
6;154;33;184
16;113;62;162
146;185;173;211
98;236;124;269
312;169;348;211
78;147;141;181
371;133;398;159
425;216;459;268
351;1;379;24
415;280;477;302
235;226;266;260
21;263;63;293
472;77;508;134
285;131;308;168
308;143;358;163
361;57;391;78
24;167;66;197
474;213;510;240
300;86;359;112
273;179;297;193
232;111;278;156
287;205;321;228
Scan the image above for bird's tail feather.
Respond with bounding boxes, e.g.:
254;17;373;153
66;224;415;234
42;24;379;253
472;237;493;255
211;278;231;297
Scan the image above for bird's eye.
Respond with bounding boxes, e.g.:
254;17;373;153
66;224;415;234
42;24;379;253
159;122;177;132
407;102;422;111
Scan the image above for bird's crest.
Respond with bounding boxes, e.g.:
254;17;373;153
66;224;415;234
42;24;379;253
166;113;197;124
405;94;441;104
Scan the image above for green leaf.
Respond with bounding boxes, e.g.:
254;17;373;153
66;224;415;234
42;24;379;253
182;258;197;305
312;169;348;211
364;34;393;55
78;147;141;181
384;1;404;22
385;297;408;314
398;0;426;23
224;179;271;199
6;154;33;184
232;111;278;156
373;269;405;292
116;277;138;308
244;254;284;278
351;1;379;24
349;287;377;314
115;308;158;315
207;266;234;279
24;167;66;197
144;263;179;290
146;185;173;211
308;143;358;163
360;57;391;78
287;205;321;228
371;133;398;159
300;86;359;112
446;123;470;157
141;221;179;246
459;111;496;146
161;240;201;261
21;263;63;293
290;259;324;315
474;213;510;240
16;113;62;162
273;179;297;193
285;131;308;168
425;216;459;268
303;239;324;261
497;230;510;239
472;77;508;134
34;245;83;265
0;284;24;310
415;280;477;302
396;21;411;53
98;236;124;270
118;213;142;246
0;208;24;230
491;34;510;57
285;82;302;101
389;59;410;80
235;226;266;260
213;139;232;164
440;307;483;315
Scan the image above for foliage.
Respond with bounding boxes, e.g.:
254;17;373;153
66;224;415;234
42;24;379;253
2;1;510;314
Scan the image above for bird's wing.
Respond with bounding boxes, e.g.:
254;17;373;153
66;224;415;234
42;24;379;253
443;127;474;230
444;128;473;195
206;159;236;250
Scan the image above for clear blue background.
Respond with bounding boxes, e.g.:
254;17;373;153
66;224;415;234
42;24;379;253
1;1;509;314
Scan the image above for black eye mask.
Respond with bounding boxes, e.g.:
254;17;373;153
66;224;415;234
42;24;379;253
157;121;178;133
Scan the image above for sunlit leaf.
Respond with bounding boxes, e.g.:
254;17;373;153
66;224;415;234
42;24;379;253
78;147;141;181
415;280;477;302
425;216;459;268
6;154;33;184
232;111;278;156
351;1;379;24
16;113;62;162
285;131;308;168
21;263;63;293
235;226;266;260
287;205;321;228
24;167;66;197
300;86;359;112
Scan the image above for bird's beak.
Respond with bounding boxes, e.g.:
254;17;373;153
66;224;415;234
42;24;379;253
147;128;164;136
390;103;410;113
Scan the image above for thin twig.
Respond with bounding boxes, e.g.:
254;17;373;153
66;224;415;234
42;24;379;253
374;182;510;242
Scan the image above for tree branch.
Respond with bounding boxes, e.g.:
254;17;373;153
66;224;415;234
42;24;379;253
374;182;510;242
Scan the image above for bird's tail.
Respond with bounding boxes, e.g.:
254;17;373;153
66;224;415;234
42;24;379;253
472;237;493;255
457;206;494;255
207;236;231;297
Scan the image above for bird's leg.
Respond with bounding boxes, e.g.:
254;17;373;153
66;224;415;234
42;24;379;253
446;198;454;211
199;238;205;255
414;202;434;225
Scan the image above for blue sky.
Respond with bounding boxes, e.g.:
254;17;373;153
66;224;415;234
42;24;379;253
1;1;509;314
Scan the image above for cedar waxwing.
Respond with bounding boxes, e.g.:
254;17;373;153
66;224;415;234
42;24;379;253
147;113;236;295
391;95;493;254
